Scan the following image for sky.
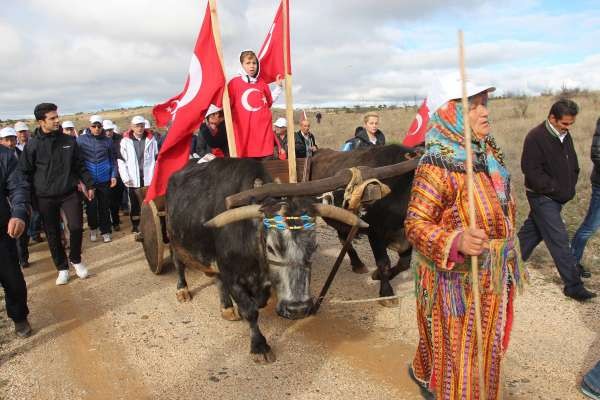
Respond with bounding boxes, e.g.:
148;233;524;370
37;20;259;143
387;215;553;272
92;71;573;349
1;0;599;119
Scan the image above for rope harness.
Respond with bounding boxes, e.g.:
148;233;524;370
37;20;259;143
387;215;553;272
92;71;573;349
342;167;391;212
263;214;316;231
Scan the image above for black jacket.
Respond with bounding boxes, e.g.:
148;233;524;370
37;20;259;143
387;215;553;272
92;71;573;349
294;131;318;158
0;146;29;228
590;118;600;186
19;128;94;198
354;127;386;148
195;123;229;158
521;121;580;203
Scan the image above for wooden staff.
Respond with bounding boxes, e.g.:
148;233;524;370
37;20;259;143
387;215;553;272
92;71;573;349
458;30;487;400
209;0;237;157
282;0;297;182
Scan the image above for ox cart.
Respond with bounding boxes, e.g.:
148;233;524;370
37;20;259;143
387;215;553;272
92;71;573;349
139;153;419;313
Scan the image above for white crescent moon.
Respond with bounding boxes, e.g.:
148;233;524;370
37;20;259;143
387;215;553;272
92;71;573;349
407;114;423;136
258;22;276;60
241;88;263;112
175;54;203;114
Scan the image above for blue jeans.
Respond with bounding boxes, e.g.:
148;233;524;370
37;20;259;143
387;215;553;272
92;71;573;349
572;184;600;264
583;360;600;398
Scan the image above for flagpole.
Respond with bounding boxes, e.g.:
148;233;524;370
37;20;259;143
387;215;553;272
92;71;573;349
459;30;487;400
209;0;237;157
282;0;297;183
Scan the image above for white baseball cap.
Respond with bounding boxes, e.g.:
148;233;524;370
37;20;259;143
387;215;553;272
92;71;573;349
427;72;495;116
62;120;75;129
89;115;103;124
131;115;145;125
274;117;287;128
113;125;120;134
14;121;29;132
144;119;151;129
0;127;17;138
205;104;222;119
102;120;114;130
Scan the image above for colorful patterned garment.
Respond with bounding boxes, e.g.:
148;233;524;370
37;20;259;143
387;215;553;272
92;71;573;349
405;100;527;400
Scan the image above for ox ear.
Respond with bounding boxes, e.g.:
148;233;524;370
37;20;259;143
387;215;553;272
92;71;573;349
313;204;368;228
204;204;263;228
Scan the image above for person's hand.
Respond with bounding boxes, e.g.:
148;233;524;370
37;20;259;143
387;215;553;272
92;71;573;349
275;74;284;87
310;146;318;152
7;218;25;238
457;228;488;256
87;189;95;201
110;178;117;188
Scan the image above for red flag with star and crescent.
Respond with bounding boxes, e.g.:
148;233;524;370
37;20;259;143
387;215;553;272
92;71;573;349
402;98;429;147
145;2;225;202
257;0;291;84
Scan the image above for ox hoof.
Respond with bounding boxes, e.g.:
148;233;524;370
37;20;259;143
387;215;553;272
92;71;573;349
352;263;369;274
378;297;399;308
372;264;410;281
251;350;276;364
221;307;241;321
176;287;192;303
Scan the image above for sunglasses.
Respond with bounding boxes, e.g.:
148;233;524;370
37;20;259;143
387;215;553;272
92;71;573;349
91;124;102;128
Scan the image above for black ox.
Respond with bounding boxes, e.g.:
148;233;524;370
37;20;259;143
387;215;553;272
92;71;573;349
309;144;420;305
166;158;364;363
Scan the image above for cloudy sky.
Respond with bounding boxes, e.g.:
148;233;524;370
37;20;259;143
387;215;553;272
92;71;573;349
1;0;599;119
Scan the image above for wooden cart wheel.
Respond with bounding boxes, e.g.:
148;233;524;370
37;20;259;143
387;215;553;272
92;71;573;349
140;199;168;274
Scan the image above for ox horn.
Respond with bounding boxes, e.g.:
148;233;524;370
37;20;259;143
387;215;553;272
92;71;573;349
314;204;369;228
204;204;263;228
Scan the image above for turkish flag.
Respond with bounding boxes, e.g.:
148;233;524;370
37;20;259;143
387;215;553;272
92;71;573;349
145;2;225;202
257;0;291;84
402;98;429;147
152;91;182;128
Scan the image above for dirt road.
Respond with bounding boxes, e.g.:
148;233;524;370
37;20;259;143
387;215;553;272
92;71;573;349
0;221;598;399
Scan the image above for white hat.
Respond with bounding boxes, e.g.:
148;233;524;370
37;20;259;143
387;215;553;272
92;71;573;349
14;121;29;132
427;72;495;116
113;125;120;134
131;115;145;125
102;119;114;130
144;119;151;129
0;127;17;138
89;115;103;124
205;104;222;119
274;117;287;128
62;120;75;129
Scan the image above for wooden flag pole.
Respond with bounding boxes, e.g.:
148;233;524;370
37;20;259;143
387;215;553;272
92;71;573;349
209;0;237;157
458;30;487;400
282;0;297;183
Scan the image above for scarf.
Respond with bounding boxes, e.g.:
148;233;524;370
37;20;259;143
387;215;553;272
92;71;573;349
421;100;511;215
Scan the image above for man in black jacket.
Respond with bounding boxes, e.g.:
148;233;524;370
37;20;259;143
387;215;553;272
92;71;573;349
518;99;596;301
294;119;318;158
19;103;95;286
0;145;32;337
571;117;600;278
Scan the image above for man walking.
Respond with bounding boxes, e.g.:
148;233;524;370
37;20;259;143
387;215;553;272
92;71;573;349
19;103;95;285
14;121;29;152
518;98;596;301
103;120;124;231
0;143;32;337
77;115;117;243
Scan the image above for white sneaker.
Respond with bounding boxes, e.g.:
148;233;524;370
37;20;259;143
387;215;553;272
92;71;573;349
90;229;98;242
72;262;89;279
102;233;112;243
56;270;69;285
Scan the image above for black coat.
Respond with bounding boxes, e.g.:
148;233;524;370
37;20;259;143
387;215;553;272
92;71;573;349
19;128;94;198
521;121;579;203
294;131;318;158
590;118;600;186
354;128;386;148
195;123;229;158
0;146;29;228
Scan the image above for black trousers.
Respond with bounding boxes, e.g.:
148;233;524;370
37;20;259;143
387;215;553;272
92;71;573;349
16;218;29;265
85;182;112;234
0;231;29;322
128;187;142;230
518;193;584;291
37;191;83;270
109;179;125;227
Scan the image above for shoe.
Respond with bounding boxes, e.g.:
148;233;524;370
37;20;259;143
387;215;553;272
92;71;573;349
132;226;140;234
103;233;112;243
90;229;98;242
408;365;435;400
578;264;592;279
14;320;32;338
134;232;144;242
564;286;597;301
56;270;69;285
582;380;600;400
113;225;121;232
72;262;89;279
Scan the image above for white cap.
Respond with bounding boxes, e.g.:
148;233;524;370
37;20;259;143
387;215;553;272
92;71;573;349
0;127;17;138
62;120;75;129
427;72;496;116
205;104;222;119
102;120;114;130
89;115;103;124
14;121;29;132
274;117;287;128
113;125;120;134
144;119;151;129
131;115;145;125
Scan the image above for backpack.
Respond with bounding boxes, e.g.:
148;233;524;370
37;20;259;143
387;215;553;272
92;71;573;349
340;137;362;152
